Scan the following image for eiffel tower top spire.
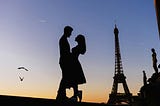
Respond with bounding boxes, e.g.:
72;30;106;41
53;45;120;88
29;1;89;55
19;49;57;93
114;24;123;75
114;24;119;35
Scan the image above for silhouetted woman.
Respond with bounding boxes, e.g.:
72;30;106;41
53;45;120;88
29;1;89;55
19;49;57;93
70;34;86;102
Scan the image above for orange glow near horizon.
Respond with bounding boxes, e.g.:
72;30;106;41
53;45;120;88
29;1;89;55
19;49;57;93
0;83;144;103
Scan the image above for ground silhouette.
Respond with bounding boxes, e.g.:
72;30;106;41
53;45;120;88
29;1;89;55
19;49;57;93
0;94;131;106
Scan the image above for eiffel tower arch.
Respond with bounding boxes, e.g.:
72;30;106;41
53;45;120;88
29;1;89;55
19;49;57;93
107;25;132;105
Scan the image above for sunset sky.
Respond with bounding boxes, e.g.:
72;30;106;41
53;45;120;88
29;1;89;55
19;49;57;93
0;0;159;103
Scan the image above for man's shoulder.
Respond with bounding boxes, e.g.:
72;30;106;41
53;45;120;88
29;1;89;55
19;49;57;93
59;35;67;44
60;35;66;40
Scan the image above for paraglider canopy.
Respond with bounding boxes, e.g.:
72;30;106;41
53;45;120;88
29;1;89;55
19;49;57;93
18;67;29;71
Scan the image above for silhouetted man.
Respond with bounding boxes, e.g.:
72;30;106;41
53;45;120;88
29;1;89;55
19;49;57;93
151;48;158;74
56;26;73;102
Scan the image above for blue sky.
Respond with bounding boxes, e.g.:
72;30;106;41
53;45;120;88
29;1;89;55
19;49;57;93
0;0;159;103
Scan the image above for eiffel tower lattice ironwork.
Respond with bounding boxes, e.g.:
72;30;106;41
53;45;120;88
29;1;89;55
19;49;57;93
107;25;132;105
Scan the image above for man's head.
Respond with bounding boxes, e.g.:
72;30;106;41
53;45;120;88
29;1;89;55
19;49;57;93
64;26;73;37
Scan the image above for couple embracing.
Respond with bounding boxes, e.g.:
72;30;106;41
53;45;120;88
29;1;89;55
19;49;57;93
56;26;86;102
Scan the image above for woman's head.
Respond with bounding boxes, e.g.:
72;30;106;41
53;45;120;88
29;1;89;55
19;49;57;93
75;34;86;54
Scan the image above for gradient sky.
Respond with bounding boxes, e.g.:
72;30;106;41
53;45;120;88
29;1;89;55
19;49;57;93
0;0;159;103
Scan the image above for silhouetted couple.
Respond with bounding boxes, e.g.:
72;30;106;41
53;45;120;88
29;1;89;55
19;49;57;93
56;26;86;102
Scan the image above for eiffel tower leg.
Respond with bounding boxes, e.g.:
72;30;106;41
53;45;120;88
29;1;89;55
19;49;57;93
111;80;118;94
123;80;130;94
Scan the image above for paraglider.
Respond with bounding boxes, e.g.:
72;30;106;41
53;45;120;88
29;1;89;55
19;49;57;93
19;76;24;81
17;66;29;82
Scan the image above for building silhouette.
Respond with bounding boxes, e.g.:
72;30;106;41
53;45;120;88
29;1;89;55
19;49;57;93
154;0;160;38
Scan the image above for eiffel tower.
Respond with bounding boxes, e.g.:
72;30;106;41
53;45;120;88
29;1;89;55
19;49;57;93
107;25;132;105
